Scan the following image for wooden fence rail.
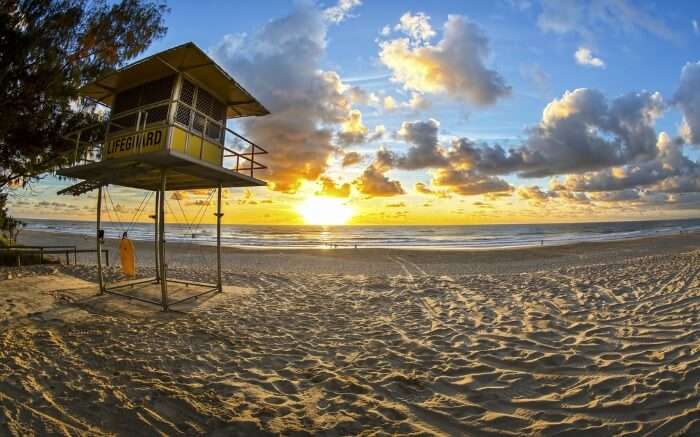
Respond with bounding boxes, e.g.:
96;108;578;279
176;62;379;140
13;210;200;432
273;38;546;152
0;246;109;267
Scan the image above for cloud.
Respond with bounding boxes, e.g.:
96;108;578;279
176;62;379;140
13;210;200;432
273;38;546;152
414;182;433;195
589;189;641;202
316;176;351;197
472;201;493;209
369;121;447;172
386;201;406;208
111;203;129;213
394;12;436;44
354;165;405;197
520;63;551;94
341;151;363;167
694;19;699;35
375;86;666;198
558;132;696;193
368;85;668;200
392;118;448;169
188;188;217;196
544;130;700;210
537;0;677;42
346;86;376;106
353;154;405;197
574;47;605;68
516;185;642;207
446;137;524;175
376;86;661;197
484;191;512;201
383;95;397;111
211;4;360;193
431;168;512;196
323;0;362;24
188;200;212;207
378;92;430;113
537;0;583;35
407;92;431;111
37;200;75;210
170;192;187;201
649;175;700;194
508;0;532;11
341;152;364;167
674;61;700;145
517;185;552;205
527;88;665;175
414;181;451;198
553;190;591;204
465;88;665;178
663;192;700;209
379;14;510;106
336;109;384;146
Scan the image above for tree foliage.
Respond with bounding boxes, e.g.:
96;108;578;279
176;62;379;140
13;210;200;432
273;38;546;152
0;0;168;190
0;192;22;245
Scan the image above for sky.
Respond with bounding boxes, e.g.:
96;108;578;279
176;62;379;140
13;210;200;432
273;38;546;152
10;0;700;225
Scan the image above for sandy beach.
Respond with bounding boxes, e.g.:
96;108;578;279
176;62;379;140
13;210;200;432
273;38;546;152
1;230;699;435
18;228;700;275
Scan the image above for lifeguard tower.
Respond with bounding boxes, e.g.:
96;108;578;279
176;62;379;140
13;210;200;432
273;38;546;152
57;42;269;310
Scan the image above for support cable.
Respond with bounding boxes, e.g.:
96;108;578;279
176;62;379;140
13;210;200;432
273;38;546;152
102;190;122;235
126;191;153;233
104;187;125;233
165;190;217;267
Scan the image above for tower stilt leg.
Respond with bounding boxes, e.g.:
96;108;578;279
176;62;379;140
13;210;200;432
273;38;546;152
216;184;223;292
96;185;104;294
159;171;168;310
154;190;160;282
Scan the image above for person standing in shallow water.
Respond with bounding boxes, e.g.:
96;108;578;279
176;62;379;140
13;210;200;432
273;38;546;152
119;231;136;278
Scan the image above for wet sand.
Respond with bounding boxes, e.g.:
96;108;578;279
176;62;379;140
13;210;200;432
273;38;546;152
17;228;700;275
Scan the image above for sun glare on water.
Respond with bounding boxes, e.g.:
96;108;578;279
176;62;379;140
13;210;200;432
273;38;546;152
298;197;354;225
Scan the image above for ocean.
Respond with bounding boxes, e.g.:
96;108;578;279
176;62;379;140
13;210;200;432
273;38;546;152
19;218;700;250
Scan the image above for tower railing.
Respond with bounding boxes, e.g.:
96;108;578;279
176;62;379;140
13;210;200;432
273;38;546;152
223;126;268;178
61;106;268;180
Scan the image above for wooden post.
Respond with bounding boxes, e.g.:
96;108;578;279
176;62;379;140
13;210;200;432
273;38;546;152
96;185;104;294
216;184;223;292
154;190;160;281
159;170;168;310
39;248;43;265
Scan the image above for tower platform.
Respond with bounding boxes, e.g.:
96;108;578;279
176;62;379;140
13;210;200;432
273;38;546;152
57;149;266;191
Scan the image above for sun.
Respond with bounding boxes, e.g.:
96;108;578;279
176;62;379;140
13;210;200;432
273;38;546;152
297;197;354;225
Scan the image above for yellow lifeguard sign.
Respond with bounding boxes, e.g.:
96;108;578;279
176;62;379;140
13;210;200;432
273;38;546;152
57;42;270;310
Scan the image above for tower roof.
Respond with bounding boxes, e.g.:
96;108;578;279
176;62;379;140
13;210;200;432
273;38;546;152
79;42;269;119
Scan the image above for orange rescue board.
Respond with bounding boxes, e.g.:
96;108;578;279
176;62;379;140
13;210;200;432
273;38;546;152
119;238;136;277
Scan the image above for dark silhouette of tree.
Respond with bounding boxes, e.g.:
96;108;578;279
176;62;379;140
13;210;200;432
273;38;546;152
0;0;168;190
0;194;22;245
